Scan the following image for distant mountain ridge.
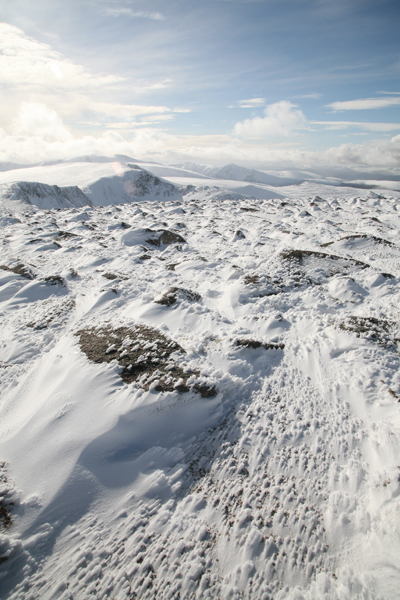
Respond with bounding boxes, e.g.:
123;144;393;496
0;181;92;209
0;162;182;210
175;162;302;187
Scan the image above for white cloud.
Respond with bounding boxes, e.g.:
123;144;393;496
61;97;171;120
136;79;173;92
105;115;174;128
0;22;123;92
10;103;73;142
233;100;307;137
313;121;400;132
293;93;322;99
238;98;265;108
324;134;400;169
105;7;165;20
327;97;400;111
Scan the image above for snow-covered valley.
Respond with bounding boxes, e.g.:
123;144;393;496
1;157;400;599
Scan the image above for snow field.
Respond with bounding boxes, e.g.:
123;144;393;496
1;186;400;598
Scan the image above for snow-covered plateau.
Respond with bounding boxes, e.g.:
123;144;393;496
1;156;400;599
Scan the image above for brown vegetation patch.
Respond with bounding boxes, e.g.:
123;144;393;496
340;234;394;247
244;274;260;285
75;325;216;396
0;463;12;531
281;249;365;265
54;231;77;241
165;263;179;271
26;298;76;330
0;263;35;279
339;316;400;349
44;275;65;286
321;234;393;248
236;339;285;350
155;287;202;306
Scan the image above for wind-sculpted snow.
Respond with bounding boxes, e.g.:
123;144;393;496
1;184;400;599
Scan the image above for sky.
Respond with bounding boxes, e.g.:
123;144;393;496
0;0;400;172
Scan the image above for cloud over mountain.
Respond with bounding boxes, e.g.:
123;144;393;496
233;101;307;138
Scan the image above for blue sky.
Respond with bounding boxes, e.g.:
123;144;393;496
0;0;399;170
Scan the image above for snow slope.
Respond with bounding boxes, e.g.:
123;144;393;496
1;159;400;599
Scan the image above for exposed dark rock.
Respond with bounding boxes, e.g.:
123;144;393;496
236;339;285;350
0;263;35;279
155;287;202;306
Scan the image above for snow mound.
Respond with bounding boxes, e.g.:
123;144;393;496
180;184;275;202
0;181;92;210
231;183;285;200
121;228;186;248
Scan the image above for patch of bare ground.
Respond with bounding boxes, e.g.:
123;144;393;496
244;274;260;285
0;263;35;279
102;272;128;280
321;234;394;248
75;325;217;397
155;287;201;306
279;249;369;286
44;275;65;286
26;298;76;330
339;316;400;349
0;463;13;536
280;249;367;267
236;339;285;350
53;231;78;242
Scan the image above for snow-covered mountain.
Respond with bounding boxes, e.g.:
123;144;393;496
176;162;302;186
82;164;182;206
0;161;183;209
0;162;29;173
1;156;400;600
0;181;92;210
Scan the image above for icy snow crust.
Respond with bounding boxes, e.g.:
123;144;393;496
1;166;400;599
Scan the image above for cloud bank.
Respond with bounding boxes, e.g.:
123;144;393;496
1;102;400;173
